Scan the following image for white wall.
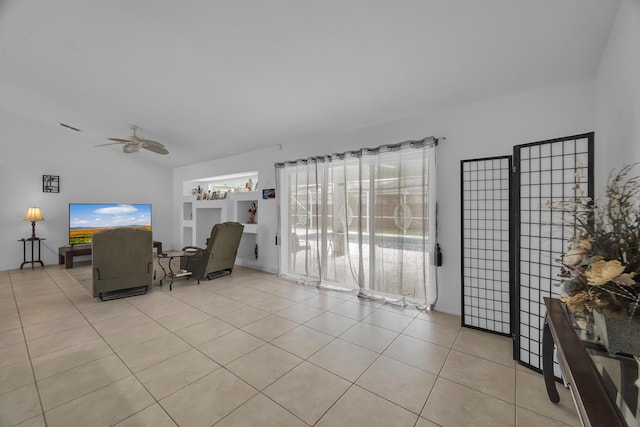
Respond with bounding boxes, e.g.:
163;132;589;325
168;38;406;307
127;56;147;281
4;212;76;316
595;0;640;185
173;78;596;314
0;110;173;271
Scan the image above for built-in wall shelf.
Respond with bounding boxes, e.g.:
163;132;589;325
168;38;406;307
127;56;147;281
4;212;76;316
194;200;228;208
181;185;260;266
183;200;193;222
242;223;258;234
232;193;259;228
230;192;260;200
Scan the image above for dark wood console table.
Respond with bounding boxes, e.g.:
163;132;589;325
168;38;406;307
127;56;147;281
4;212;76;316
543;297;638;427
58;240;163;268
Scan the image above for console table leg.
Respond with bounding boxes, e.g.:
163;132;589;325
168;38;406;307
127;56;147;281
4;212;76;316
20;240;26;269
36;240;43;268
30;241;35;270
543;316;560;403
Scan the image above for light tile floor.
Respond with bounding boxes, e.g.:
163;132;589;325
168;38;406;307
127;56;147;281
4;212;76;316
0;265;581;427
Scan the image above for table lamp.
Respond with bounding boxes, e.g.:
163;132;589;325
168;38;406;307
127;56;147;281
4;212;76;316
24;207;45;239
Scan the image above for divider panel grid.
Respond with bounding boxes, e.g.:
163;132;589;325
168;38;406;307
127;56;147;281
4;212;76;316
461;156;511;335
513;133;594;373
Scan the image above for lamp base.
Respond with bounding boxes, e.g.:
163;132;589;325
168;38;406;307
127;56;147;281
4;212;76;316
30;221;37;240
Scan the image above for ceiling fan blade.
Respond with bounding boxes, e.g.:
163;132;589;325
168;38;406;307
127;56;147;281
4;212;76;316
138;138;165;147
95;142;125;147
107;137;131;143
142;144;169;155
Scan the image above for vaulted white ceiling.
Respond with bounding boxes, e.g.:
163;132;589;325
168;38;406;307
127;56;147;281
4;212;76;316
0;0;620;167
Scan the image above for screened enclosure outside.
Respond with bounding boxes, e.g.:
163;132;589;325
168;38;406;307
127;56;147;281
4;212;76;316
276;138;438;306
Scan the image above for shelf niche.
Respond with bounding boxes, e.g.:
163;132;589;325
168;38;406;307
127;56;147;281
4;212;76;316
236;199;258;226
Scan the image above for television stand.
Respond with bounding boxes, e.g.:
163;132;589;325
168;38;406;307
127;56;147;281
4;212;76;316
59;241;163;269
58;244;91;268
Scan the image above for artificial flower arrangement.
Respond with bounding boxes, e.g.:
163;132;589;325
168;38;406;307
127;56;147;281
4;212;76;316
551;164;640;322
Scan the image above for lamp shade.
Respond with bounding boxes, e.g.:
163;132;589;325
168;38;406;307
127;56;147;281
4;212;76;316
24;207;45;222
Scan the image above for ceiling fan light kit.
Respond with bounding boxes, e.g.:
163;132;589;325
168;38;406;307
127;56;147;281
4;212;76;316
95;125;169;155
123;144;141;153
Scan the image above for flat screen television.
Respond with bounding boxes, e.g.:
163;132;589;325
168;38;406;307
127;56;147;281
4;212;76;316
69;203;152;245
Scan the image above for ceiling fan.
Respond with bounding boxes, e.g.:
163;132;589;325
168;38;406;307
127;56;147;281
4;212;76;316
96;125;169;155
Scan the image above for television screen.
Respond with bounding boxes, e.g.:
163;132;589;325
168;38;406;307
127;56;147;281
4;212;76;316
69;203;152;245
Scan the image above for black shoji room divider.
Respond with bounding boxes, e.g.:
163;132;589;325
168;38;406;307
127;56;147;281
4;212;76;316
461;133;594;375
460;156;512;336
513;133;594;373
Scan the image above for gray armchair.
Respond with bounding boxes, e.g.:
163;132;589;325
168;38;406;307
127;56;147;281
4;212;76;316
181;221;244;281
92;227;153;301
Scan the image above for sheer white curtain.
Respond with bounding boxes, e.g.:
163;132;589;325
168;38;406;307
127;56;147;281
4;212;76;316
276;138;438;307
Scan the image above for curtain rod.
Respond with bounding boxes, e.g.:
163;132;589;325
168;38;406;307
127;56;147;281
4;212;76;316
275;136;443;168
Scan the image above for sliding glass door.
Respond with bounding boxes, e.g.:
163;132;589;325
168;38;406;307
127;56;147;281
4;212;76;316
277;138;438;307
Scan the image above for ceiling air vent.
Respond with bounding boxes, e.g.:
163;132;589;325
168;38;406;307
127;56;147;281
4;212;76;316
60;123;81;132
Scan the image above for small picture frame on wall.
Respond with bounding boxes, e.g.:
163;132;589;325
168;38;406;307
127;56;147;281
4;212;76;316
43;175;60;193
262;188;276;199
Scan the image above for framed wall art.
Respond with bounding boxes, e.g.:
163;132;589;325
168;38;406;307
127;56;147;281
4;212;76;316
43;175;60;193
262;188;276;199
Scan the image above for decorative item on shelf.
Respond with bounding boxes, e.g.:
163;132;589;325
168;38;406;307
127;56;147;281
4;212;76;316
196;185;202;200
549;163;640;355
246;178;253;192
24;207;45;239
43;175;59;193
191;187;199;196
248;202;257;224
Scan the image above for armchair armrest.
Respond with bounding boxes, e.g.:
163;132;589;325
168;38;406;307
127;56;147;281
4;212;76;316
181;245;205;254
180;246;205;271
